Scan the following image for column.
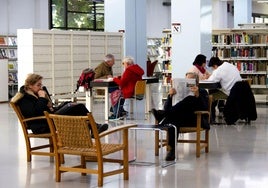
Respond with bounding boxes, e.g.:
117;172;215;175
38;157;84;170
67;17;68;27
104;0;146;72
234;0;252;28
104;0;147;116
171;0;212;78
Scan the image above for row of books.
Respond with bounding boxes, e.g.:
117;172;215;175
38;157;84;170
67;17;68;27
213;47;268;59
212;33;268;45
0;36;17;46
242;75;267;85
9;72;18;84
0;49;17;59
161;34;172;47
232;61;267;72
147;38;161;46
147;47;160;56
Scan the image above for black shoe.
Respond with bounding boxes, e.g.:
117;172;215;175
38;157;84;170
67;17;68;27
108;115;124;120
120;111;128;116
165;150;175;161
96;123;108;134
151;108;165;122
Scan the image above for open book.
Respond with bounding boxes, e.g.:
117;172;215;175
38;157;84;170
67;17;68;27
172;78;196;104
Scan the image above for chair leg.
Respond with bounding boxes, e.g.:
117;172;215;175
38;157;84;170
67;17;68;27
205;130;209;153
49;138;54;162
25;138;32;162
155;130;159;156
81;156;86;176
196;131;201;158
55;153;61;182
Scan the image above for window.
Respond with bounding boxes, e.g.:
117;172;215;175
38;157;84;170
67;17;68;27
49;0;104;31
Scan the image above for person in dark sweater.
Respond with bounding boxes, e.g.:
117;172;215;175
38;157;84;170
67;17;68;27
11;73;108;134
152;72;209;161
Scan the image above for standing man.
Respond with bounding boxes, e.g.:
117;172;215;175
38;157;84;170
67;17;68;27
94;54;115;79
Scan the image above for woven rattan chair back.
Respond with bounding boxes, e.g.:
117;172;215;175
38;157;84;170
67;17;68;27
44;111;136;187
50;115;93;148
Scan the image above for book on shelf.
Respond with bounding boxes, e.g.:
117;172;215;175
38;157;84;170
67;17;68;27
0;49;8;58
8;49;17;59
8;72;18;83
8;37;17;46
0;37;7;45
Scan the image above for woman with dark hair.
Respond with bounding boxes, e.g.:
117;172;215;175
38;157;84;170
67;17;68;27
188;54;210;80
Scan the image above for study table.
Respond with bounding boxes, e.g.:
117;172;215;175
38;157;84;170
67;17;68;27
199;81;221;89
86;76;159;120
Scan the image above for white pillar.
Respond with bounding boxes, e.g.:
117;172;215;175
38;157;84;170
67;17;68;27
104;0;146;72
171;0;212;78
234;0;252;28
212;1;228;29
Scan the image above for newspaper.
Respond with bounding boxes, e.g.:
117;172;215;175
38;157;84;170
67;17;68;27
172;78;196;104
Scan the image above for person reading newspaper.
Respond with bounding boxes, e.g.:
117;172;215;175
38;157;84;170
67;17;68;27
151;72;209;161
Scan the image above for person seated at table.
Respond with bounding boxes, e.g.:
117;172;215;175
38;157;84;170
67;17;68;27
11;73;108;134
206;57;242;123
187;54;210;80
151;72;209;161
94;53;128;114
94;53;115;79
109;56;144;120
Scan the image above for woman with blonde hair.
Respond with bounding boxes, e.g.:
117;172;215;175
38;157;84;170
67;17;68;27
11;73;108;134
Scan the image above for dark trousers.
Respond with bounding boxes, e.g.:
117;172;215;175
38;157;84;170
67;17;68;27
162;96;199;150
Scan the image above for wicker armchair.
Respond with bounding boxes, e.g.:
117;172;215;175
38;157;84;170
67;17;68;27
10;102;54;162
44;111;136;187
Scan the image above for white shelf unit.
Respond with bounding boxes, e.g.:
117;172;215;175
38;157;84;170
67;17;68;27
0;59;8;102
161;29;172;85
0;35;18;98
17;29;124;100
212;26;268;103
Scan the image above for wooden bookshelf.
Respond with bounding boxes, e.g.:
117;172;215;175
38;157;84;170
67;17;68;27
161;29;172;85
0;35;18;98
0;59;8;102
212;24;268;103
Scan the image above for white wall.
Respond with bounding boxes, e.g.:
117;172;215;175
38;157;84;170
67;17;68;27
0;0;48;35
146;0;171;38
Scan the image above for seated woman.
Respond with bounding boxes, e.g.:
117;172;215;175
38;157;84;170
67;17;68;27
11;73;108;134
188;54;210;80
152;72;209;161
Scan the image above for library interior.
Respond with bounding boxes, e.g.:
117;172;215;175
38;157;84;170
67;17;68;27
0;0;268;187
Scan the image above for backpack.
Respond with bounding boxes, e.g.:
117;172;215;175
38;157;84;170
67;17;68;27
76;68;95;92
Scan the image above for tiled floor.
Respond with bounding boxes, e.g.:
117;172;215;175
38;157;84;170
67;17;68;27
1;83;268;188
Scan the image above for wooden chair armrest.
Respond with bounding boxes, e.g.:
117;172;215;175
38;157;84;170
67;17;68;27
194;111;209;115
99;124;137;138
23;116;46;123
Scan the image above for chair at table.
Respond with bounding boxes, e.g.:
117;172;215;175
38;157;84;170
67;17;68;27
154;95;213;158
116;80;147;119
44;111;136;187
10;102;55;162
